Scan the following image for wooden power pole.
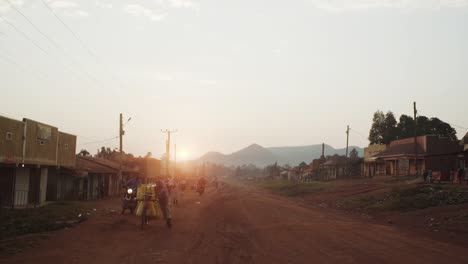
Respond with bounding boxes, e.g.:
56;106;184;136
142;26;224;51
414;102;418;175
161;129;177;178
174;143;177;179
119;113;123;185
345;125;350;176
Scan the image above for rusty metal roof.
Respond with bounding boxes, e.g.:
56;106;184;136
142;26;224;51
373;143;425;158
78;157;139;173
75;157;117;174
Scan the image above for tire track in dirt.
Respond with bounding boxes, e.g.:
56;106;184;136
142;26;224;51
184;185;259;264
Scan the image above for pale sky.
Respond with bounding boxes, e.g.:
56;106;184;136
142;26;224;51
1;0;468;159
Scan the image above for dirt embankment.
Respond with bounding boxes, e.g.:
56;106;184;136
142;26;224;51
267;177;468;248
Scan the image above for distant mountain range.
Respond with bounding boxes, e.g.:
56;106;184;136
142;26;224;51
199;144;364;167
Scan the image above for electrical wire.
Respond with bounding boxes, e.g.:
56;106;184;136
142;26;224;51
0;13;49;55
78;136;119;147
0;50;50;81
417;110;468;131
4;0;105;89
39;0;96;59
349;128;369;141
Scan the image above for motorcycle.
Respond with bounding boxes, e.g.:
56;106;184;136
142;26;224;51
121;187;137;215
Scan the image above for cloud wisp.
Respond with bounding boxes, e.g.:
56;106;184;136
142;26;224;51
310;0;468;13
45;0;90;18
122;4;166;21
95;1;112;9
50;0;78;9
0;0;24;14
122;0;199;21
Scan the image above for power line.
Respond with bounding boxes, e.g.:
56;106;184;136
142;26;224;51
5;0;60;51
417;110;468;131
78;136;119;147
40;0;130;92
4;0;104;89
39;0;96;59
349;128;368;140
0;13;49;55
0;51;50;82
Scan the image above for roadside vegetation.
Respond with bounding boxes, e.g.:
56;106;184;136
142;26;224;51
384;175;420;183
0;201;90;240
257;180;331;197
341;185;468;212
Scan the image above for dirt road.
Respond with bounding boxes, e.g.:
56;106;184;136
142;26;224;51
2;183;468;264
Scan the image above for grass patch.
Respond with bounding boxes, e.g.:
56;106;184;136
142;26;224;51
0;201;90;240
342;185;468;212
257;180;331;197
384;175;420;183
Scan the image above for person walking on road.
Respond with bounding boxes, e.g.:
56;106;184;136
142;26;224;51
171;179;179;205
157;180;172;228
458;167;465;185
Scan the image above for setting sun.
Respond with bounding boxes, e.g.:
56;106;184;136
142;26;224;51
180;151;189;158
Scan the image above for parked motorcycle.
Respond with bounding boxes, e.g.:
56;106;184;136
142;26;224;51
121;187;137;215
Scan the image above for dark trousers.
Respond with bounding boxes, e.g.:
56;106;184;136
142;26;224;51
158;196;172;220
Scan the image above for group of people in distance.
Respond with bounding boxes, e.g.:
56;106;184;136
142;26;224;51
123;175;208;228
423;167;467;184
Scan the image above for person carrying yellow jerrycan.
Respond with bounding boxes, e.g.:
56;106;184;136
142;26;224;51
136;184;160;218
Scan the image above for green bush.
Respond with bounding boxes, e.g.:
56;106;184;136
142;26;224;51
257;180;330;196
343;185;468;212
0;202;89;240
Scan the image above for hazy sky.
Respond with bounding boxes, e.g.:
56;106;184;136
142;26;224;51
1;0;468;159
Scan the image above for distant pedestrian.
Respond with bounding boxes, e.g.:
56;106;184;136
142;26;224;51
465;169;468;185
99;182;105;198
458;168;465;185
156;180;172;228
423;170;428;182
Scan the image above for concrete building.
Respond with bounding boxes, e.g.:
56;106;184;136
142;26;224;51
0;116;76;208
370;135;462;177
362;144;387;178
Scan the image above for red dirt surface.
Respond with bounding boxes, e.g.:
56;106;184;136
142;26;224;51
2;183;468;264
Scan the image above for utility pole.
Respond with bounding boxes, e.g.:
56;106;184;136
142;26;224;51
414;102;418;176
174;143;177;179
119;113;123;186
345;125;350;176
119;114;132;189
161;129;177;178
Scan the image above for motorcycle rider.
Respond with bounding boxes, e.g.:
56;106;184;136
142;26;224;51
213;175;219;189
125;176;141;194
196;176;207;195
121;177;139;215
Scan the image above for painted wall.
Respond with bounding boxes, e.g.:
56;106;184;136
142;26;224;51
57;132;77;167
23;119;59;166
0;116;24;164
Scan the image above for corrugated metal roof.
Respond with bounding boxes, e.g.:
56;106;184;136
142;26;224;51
79;157;139;173
75;157;117;174
373;143;425;158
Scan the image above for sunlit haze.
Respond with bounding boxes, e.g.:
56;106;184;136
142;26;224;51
1;0;468;158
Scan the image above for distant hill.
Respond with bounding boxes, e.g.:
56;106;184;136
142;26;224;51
199;144;277;167
199;144;364;167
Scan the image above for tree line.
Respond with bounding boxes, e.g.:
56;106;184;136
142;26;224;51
368;110;457;145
